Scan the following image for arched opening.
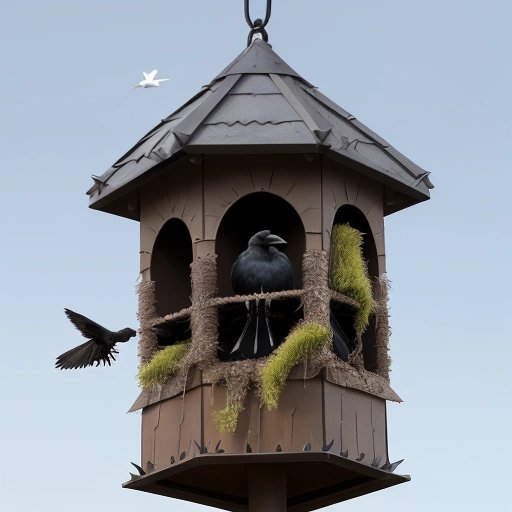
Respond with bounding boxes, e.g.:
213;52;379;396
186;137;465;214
215;192;306;360
151;219;193;317
333;206;378;279
216;192;306;297
331;205;378;372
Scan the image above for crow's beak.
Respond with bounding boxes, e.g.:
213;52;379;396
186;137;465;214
266;234;287;246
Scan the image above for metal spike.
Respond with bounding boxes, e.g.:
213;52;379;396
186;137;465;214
170;456;175;464
246;443;253;453
145;461;155;473
129;473;140;481
130;462;146;476
322;439;334;452
340;450;348;458
371;457;382;468
91;175;108;196
384;459;404;472
303;442;312;452
215;440;225;454
194;441;202;453
355;453;365;462
179;451;186;461
276;444;282;452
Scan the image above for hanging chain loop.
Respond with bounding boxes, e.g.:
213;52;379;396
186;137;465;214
244;0;272;47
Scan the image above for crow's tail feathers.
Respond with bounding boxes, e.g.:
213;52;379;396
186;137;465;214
229;299;275;360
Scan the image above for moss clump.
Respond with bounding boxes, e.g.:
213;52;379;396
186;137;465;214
260;322;331;409
330;224;374;336
138;341;190;388
214;402;245;433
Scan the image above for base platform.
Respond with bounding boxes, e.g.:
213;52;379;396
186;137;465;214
123;452;409;511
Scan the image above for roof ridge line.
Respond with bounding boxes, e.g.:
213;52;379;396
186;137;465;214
173;74;242;145
269;74;331;145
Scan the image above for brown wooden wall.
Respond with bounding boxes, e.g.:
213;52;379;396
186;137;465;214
139;154;386;286
139;159;203;282
140;377;389;471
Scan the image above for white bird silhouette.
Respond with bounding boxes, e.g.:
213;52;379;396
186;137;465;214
132;70;169;90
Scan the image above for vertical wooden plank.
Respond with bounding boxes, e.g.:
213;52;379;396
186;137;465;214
341;388;358;459
261;379;323;453
290;379;324;451
193;239;216;259
178;387;203;460
202;384;258;455
370;398;388;466
245;391;262;453
323;382;342;454
141;404;160;468
260;382;295;453
355;393;374;466
150;386;203;469
305;232;323;251
153;397;183;469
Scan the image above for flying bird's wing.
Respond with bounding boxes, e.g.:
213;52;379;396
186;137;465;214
147;69;158;80
142;71;149;79
64;308;109;340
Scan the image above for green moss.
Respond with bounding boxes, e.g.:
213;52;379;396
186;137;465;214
214;402;245;433
260;322;331;409
330;224;374;336
138;341;190;388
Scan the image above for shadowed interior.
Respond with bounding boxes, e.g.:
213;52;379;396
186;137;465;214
151;219;193;317
215;192;306;359
216;192;306;297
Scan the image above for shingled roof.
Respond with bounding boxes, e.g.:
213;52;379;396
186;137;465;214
88;39;433;217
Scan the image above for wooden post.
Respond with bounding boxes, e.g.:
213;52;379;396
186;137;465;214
248;467;287;512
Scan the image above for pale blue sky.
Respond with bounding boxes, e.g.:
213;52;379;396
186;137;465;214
1;1;511;510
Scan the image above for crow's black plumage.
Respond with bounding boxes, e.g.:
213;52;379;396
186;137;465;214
55;309;136;369
228;230;294;360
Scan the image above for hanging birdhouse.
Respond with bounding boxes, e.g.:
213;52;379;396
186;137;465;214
87;11;432;510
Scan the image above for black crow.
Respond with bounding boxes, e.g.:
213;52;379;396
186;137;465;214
228;230;294;359
55;309;136;369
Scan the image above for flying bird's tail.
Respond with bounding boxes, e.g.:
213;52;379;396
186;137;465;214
55;340;117;370
229;299;275;360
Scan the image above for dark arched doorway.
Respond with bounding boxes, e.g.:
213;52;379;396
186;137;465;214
151;218;193;317
216;192;306;297
215;192;306;360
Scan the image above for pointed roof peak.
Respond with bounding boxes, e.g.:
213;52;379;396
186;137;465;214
88;39;432;217
213;38;311;85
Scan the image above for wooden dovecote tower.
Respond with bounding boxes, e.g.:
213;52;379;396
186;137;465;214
88;37;432;511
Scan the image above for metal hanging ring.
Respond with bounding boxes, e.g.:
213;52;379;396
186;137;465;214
244;0;272;46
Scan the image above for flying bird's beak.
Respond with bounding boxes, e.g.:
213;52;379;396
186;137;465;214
265;234;287;246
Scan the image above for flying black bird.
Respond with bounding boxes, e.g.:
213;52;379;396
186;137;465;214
55;308;136;370
228;230;294;360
